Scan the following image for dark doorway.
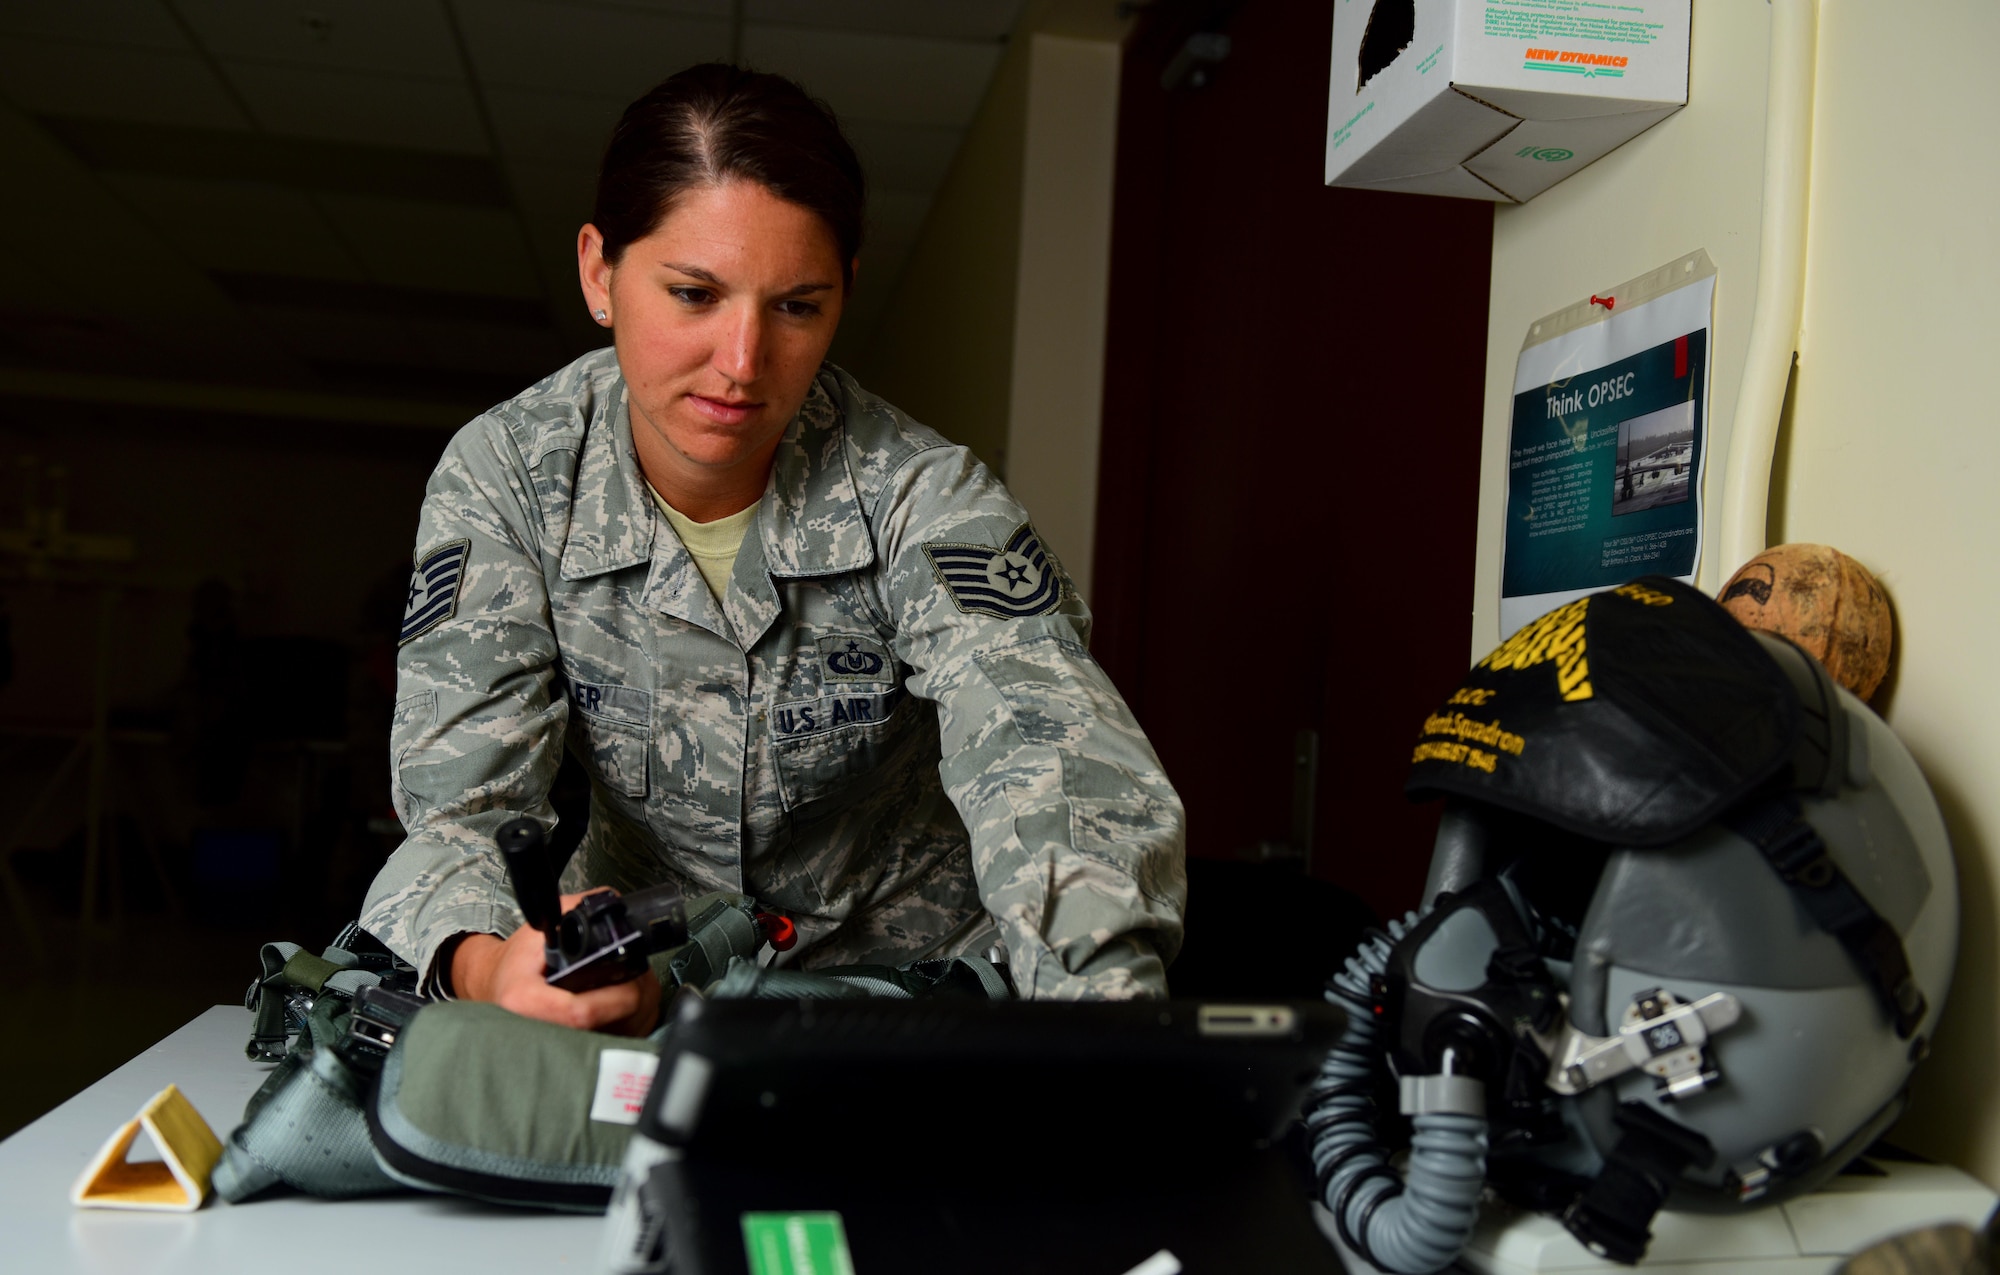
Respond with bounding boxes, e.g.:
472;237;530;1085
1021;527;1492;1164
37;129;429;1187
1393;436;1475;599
1092;1;1493;921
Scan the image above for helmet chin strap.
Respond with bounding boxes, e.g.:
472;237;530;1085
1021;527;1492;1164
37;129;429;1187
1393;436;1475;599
1560;1101;1718;1265
1723;788;1929;1040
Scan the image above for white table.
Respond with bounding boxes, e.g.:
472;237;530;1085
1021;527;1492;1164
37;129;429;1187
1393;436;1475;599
0;1006;602;1274
25;1007;1992;1275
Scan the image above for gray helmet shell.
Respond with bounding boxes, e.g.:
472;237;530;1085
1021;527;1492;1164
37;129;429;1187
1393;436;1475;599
1542;678;1954;1203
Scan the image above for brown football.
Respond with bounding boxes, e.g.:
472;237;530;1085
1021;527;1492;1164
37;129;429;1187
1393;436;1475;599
1718;544;1893;700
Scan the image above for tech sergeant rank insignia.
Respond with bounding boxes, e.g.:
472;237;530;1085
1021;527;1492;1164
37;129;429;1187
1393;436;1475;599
400;539;470;644
923;522;1064;619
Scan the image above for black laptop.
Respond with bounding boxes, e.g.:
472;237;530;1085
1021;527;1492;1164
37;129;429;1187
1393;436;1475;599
601;997;1348;1275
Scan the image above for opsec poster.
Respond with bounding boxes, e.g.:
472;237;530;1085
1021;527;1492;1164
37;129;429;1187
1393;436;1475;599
1501;251;1717;637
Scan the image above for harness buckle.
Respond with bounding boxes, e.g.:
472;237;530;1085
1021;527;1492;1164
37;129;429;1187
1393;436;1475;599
347;985;429;1059
1764;820;1835;888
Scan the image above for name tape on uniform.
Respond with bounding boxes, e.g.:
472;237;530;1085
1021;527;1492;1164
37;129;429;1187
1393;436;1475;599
773;687;904;739
567;678;650;727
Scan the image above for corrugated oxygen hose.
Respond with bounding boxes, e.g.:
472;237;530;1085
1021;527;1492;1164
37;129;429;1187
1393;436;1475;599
1304;910;1490;1274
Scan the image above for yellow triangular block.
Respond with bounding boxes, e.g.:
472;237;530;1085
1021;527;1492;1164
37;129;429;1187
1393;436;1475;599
70;1084;223;1212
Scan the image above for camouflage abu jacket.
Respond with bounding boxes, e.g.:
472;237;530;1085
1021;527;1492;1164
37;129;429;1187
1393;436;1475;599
359;350;1187;999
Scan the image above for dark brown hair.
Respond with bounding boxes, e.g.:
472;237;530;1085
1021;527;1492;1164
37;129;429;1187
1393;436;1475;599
594;64;866;285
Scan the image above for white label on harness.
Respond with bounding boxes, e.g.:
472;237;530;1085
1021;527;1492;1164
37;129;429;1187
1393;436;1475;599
590;1049;659;1125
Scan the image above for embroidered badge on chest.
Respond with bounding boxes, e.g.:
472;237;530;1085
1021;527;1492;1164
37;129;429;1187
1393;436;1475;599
923;523;1063;620
817;634;894;683
399;539;469;644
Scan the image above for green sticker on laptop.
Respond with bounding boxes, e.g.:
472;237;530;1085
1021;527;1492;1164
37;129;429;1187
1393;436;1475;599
741;1211;856;1275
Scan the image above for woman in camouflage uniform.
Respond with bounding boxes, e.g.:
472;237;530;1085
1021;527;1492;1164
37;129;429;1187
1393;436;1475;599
359;65;1186;1034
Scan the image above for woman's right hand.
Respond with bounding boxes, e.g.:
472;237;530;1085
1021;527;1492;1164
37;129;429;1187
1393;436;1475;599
448;892;662;1036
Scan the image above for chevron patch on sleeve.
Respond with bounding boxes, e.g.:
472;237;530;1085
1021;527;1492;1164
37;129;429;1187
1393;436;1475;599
922;523;1064;620
399;539;470;644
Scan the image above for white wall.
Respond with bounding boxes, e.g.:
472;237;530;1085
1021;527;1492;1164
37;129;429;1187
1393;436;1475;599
856;8;1122;604
1475;0;2000;1185
851;24;1030;476
1001;33;1120;603
1776;0;2000;1183
1472;2;1771;658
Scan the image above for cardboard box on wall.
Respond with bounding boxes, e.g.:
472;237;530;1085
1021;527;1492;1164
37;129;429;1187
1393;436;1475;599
1325;0;1691;203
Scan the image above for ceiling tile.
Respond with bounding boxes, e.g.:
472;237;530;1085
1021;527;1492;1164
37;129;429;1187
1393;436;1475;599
0;0;189;50
99;173;364;280
43;117;512;207
224;61;490;154
0;104;254;341
455;0;730;102
741;25;1000;127
843;118;963;196
318;193;543;298
550;0;731;15
484;88;625;164
173;0;463;77
746;0;1022;42
0;38;249;129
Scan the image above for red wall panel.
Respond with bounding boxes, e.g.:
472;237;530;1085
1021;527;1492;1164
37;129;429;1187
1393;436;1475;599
1093;0;1493;918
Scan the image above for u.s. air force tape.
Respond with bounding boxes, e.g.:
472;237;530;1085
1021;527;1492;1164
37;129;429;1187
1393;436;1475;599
399;539;469;644
923;523;1063;619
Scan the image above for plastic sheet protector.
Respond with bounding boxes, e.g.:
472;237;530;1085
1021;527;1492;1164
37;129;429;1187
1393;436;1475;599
1501;250;1717;637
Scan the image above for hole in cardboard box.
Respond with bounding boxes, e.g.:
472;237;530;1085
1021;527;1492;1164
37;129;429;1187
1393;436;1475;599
1357;0;1415;91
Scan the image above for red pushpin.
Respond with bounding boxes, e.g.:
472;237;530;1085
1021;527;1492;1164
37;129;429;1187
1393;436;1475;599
756;912;797;951
1590;294;1616;310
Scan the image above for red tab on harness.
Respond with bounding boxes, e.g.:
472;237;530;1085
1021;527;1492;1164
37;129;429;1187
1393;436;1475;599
756;913;797;951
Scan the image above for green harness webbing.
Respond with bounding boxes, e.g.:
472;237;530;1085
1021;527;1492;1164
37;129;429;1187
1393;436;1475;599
244;940;383;1063
219;899;1008;1209
218;961;405;1201
659;894;766;990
